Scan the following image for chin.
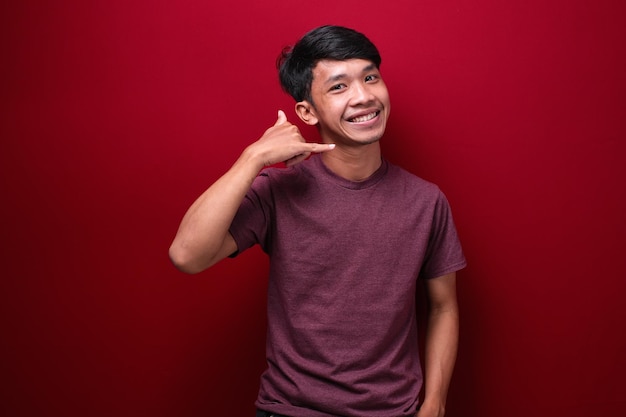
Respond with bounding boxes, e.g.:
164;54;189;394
361;136;382;145
360;130;385;145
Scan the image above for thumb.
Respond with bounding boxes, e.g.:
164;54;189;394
274;110;287;126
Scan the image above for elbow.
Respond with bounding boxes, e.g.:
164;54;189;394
168;243;206;275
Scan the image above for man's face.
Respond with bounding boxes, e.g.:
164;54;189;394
298;58;390;147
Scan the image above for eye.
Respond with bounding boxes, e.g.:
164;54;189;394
365;74;379;82
329;84;346;92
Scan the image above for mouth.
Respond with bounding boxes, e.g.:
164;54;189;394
347;111;380;123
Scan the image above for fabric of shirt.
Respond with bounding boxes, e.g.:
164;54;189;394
229;154;467;417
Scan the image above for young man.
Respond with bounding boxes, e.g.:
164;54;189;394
169;25;466;417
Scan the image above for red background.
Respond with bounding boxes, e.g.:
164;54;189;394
2;0;625;416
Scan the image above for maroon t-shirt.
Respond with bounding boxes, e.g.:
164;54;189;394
229;155;466;417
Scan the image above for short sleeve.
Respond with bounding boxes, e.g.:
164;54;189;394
419;190;467;279
228;172;273;257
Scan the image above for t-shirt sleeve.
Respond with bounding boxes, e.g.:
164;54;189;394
228;172;272;257
419;190;467;279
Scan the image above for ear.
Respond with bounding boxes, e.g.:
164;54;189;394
295;101;318;126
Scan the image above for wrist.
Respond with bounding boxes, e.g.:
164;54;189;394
419;397;446;416
417;402;446;417
237;146;266;175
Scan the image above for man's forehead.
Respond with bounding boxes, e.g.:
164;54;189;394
312;59;377;83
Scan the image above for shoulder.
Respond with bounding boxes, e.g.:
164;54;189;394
252;158;315;192
385;160;442;197
260;157;314;180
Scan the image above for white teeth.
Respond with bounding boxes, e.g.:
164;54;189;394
350;112;377;123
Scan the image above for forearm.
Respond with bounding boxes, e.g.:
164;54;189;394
420;305;459;416
169;149;263;273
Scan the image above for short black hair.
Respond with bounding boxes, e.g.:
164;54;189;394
277;25;382;102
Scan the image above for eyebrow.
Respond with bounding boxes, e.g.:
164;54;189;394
323;63;378;86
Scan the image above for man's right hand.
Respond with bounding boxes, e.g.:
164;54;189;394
245;110;335;169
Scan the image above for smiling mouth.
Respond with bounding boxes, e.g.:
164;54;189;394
348;111;379;123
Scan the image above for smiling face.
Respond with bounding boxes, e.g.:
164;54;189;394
295;59;390;147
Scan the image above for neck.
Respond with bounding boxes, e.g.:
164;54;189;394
321;142;382;182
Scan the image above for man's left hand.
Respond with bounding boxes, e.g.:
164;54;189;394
415;401;445;417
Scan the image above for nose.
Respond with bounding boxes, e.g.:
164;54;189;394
350;81;375;105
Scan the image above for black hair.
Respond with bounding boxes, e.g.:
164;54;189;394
277;25;382;103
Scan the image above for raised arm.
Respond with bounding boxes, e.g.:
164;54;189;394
417;272;459;417
168;110;335;274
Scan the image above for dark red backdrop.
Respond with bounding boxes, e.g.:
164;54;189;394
2;1;625;416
